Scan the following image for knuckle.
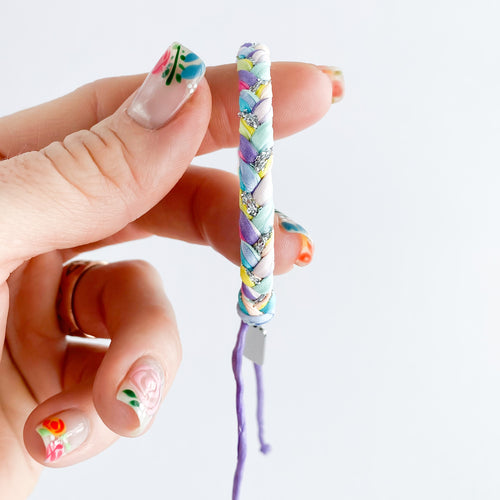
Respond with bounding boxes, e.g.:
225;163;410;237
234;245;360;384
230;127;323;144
65;127;136;194
34;126;139;210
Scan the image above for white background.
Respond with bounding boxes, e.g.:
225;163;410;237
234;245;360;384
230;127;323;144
2;0;500;498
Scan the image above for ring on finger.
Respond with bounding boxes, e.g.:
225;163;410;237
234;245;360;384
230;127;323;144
56;260;107;338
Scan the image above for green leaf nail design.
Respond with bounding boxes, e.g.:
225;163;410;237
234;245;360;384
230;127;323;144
120;389;142;409
161;43;204;87
37;427;52;438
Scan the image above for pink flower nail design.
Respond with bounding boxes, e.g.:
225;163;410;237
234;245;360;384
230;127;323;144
46;440;64;462
152;47;172;75
117;358;165;434
129;364;163;415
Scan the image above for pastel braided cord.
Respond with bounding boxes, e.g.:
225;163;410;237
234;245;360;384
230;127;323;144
232;42;274;500
237;42;275;326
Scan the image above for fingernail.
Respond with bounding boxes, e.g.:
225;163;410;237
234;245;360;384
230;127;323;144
127;42;206;129
276;210;314;267
36;410;89;463
317;66;344;103
116;357;165;435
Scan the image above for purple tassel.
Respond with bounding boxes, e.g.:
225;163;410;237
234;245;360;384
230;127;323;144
232;322;272;500
254;362;271;454
232;322;248;500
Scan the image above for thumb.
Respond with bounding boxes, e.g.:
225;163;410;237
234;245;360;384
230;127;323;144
0;42;210;272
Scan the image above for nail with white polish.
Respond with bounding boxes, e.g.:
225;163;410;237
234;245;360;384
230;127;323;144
116;357;165;435
127;42;206;129
36;410;89;463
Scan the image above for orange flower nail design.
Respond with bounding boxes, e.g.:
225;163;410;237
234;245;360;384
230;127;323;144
41;417;66;436
36;411;89;463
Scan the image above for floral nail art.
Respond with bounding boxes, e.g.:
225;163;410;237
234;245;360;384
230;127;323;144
127;42;206;129
152;43;205;88
317;66;344;103
275;210;314;267
36;412;89;463
117;358;165;434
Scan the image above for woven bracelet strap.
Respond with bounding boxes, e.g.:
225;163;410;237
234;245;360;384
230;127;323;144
237;42;275;326
232;42;274;500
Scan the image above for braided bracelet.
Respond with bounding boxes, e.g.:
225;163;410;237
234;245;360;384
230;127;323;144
232;42;274;500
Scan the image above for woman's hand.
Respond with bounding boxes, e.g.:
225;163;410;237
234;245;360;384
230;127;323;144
0;44;340;498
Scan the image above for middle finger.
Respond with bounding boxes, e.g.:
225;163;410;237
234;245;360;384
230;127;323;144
0;62;336;159
64;165;314;274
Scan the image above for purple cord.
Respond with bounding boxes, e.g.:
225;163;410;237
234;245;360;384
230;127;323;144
254;362;271;455
232;321;248;500
232;322;272;499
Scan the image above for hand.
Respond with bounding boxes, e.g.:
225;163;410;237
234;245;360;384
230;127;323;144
0;44;340;498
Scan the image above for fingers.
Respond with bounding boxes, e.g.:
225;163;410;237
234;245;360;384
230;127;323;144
23;344;118;468
0;74;144;160
23;260;181;466
0;62;339;159
203;62;336;152
70;166;314;274
0;43;211;272
74;260;181;435
137;166;314;273
0;350;42;496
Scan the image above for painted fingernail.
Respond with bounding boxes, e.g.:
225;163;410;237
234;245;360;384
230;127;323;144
127;42;206;129
36;410;89;463
317;66;344;103
116;357;165;435
276;210;314;267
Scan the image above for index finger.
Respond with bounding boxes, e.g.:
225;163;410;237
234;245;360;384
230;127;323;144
0;62;340;159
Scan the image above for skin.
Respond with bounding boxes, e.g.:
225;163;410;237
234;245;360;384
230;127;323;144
0;61;335;498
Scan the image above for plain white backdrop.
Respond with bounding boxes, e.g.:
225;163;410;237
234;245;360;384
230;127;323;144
2;0;500;498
